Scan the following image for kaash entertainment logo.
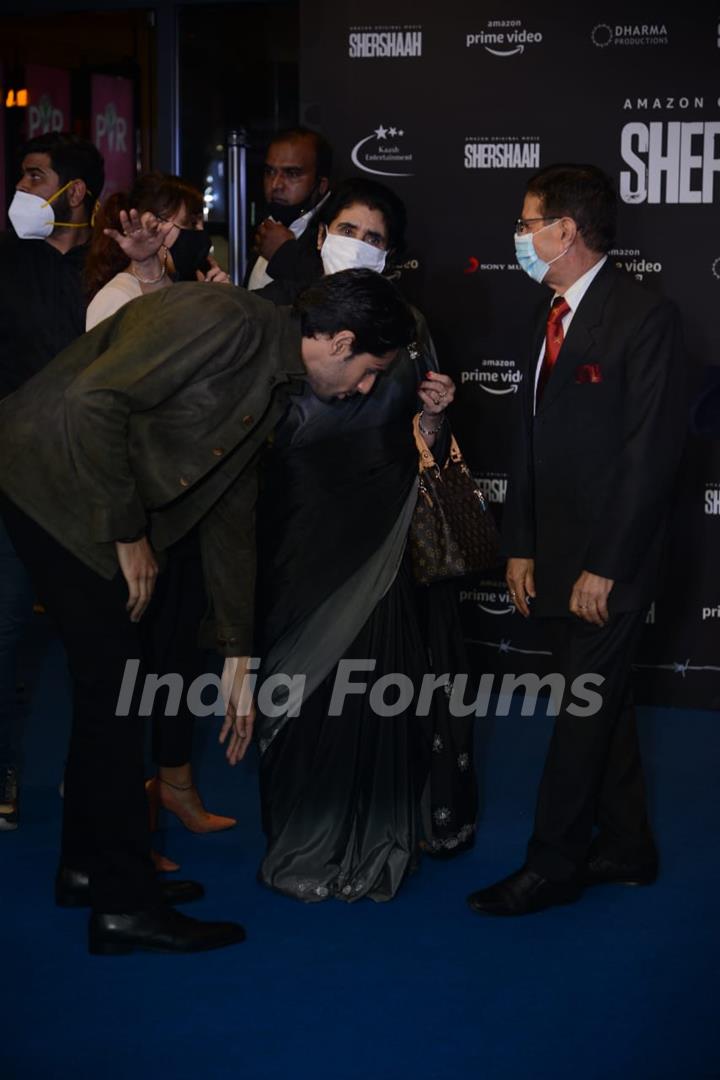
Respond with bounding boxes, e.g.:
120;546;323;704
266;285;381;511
461;358;522;395
466;18;542;57
460;582;515;617
591;22;668;47
611;247;662;281
619;104;720;203
348;24;422;58
465;135;540;169
351;124;414;177
472;474;508;505
705;482;720;515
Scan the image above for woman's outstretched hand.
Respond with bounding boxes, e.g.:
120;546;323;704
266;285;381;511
104;207;175;262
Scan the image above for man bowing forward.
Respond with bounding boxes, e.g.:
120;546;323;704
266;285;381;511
468;164;686;916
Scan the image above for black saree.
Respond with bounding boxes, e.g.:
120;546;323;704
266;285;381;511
255;352;477;902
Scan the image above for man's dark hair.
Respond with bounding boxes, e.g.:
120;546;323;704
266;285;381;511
319;177;407;254
294;268;416;356
268;126;333;181
526;164;617;253
20;132;105;214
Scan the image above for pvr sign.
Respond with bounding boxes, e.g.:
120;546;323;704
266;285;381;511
95;102;127;153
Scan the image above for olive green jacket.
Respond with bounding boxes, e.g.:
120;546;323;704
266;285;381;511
0;282;306;655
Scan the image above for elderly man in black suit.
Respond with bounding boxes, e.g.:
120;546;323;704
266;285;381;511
468;164;686;916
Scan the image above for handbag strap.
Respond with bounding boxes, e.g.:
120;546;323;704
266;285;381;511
412;413;464;473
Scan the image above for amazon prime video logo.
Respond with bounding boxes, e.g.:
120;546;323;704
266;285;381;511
466;19;543;57
460;581;515;616
461;359;522;395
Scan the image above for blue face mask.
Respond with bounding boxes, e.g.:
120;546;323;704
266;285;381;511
514;220;569;283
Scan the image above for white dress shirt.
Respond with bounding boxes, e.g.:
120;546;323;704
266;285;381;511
533;255;608;407
247;193;330;291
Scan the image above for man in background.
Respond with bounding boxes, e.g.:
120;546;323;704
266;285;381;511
0;132;104;831
247;126;332;291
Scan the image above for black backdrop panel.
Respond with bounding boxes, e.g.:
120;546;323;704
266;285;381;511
300;2;720;709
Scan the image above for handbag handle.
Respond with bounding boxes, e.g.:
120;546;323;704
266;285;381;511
412;413;464;473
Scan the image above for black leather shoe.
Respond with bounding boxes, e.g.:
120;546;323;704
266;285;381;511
582;854;658;887
467;867;582;916
88;907;246;955
55;866;205;908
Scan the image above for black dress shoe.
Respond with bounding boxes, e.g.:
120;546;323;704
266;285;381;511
88;907;246;955
582;854;658;887
467;867;582;916
55;866;205;908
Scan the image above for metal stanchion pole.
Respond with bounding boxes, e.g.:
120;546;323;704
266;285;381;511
226;128;248;285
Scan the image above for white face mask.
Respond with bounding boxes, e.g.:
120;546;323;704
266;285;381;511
320;231;387;275
8;180;87;240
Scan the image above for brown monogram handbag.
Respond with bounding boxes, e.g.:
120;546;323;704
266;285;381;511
408;413;501;585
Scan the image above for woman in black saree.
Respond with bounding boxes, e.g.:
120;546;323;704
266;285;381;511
247;182;478;901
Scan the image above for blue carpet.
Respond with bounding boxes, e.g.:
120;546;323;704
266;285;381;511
2;623;718;1080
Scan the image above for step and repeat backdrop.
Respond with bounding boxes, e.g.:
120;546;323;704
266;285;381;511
300;2;720;710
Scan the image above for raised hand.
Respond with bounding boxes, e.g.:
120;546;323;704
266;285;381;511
104;208;175;263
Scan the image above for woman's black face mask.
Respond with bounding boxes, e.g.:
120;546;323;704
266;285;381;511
171;227;212;280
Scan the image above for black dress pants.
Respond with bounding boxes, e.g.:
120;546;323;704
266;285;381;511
1;496;161;912
526;609;657;882
143;528;209;768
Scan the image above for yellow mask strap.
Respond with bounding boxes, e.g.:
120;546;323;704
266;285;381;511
43;178;91;229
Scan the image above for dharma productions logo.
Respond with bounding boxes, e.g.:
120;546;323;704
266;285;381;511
591;22;668;47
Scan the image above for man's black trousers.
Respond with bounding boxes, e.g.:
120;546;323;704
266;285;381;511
1;496;165;912
526;609;657;881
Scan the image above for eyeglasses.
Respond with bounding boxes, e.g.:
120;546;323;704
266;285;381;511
514;216;559;236
156;213;202;231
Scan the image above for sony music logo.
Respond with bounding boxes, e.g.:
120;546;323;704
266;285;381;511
620;122;720;204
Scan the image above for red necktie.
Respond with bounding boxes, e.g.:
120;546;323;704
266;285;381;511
536;296;570;404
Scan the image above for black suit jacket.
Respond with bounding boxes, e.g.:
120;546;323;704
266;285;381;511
502;260;686;617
